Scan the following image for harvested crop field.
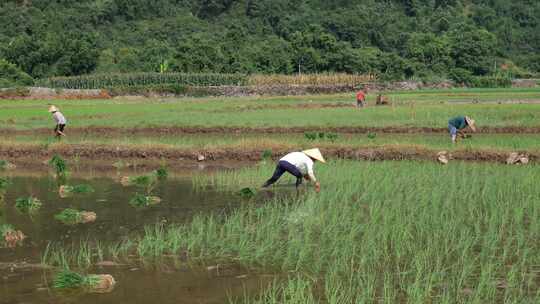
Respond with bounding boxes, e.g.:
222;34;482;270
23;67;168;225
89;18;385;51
1;88;539;303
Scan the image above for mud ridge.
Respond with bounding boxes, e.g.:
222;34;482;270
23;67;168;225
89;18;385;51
0;144;537;164
3;126;540;136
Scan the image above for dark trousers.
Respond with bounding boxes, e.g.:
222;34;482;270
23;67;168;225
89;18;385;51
263;160;303;188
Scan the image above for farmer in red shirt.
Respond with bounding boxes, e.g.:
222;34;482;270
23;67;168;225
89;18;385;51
356;88;366;108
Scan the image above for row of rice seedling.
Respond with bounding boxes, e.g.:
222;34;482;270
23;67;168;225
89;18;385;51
146;161;540;303
40;160;540;302
37;73;248;89
247;73;375;86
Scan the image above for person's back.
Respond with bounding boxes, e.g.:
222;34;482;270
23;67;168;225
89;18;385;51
280;152;313;175
356;90;366;107
448;116;466;130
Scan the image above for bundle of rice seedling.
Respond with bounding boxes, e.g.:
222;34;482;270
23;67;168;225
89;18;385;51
0;224;26;248
49;155;68;177
55;209;97;225
237;187;256;198
53;270;115;293
15;196;42;214
154;166;168;180
120;175;156;187
129;194;161;208
0;177;10;192
59;184;95;198
0;160;16;170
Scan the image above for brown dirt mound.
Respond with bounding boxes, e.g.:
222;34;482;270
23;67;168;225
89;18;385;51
0;144;537;164
3;125;540;136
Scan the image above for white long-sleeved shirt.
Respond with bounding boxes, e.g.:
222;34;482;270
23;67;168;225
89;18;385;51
52;112;67;124
280;152;316;182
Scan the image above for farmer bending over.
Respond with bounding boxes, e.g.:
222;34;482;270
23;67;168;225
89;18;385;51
448;116;476;143
49;105;67;138
262;148;325;192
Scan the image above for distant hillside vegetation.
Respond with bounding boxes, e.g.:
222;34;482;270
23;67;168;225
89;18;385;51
0;0;538;81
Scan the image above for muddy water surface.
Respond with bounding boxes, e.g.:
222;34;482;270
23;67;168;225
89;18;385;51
1;169;273;303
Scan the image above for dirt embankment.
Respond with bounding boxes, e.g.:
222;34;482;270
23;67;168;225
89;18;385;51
3;126;540;136
0;144;537;165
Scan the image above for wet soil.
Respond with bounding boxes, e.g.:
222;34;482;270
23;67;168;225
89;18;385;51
0;170;275;303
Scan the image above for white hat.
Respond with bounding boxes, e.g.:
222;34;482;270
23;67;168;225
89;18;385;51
302;148;326;163
465;116;476;132
48;105;58;113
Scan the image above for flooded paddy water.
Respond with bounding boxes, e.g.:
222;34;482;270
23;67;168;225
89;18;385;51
0;167;278;303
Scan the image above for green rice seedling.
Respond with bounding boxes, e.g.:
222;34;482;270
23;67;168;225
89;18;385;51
15;196;41;214
53;269;101;290
367;132;377;139
154;166;168;180
261;149;272;161
237;187;256;199
49;154;68;179
304;132;317;141
137;160;540;303
129;193;161;208
0;177;10;192
325;132;338;142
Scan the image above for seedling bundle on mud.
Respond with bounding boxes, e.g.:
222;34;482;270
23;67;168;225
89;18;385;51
55;209;97;225
15;196;42;214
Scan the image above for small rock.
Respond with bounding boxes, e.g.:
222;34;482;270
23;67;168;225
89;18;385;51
437;151;449;165
197;154;205;162
506;152;529;165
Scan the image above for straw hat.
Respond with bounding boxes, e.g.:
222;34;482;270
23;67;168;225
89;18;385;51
302;148;326;163
48;105;58;113
465;116;476;132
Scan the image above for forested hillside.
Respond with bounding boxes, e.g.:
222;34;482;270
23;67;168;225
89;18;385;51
1;0;539;82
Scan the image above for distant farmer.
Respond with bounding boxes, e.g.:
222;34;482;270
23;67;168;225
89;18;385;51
49;105;67;138
448;116;476;143
356;88;367;108
262;148;325;192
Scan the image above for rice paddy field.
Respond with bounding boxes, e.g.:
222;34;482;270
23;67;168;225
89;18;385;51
1;87;539;303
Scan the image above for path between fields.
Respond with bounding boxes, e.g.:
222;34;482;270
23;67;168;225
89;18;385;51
2;126;540;135
1;143;537;165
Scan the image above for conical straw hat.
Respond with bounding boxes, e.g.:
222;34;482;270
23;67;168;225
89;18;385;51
465;116;476;132
302;148;326;163
48;105;58;113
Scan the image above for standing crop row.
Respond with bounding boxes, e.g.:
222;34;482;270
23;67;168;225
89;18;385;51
37;73;248;89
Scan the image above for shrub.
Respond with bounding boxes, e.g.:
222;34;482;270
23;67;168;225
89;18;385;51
0;59;34;88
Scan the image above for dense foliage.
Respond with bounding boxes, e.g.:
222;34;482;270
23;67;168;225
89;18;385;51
0;0;539;82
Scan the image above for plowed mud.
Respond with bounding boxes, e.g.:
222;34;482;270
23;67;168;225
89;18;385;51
0;144;536;165
2;126;540;136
